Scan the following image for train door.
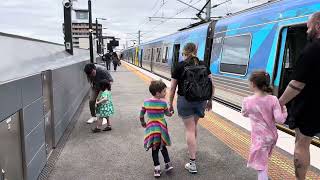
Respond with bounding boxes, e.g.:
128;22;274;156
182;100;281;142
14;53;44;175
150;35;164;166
172;44;180;71
150;48;154;71
140;49;143;67
273;25;308;127
274;25;307;95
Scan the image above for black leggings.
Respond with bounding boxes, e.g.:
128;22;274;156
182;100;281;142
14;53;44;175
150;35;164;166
152;146;170;166
113;62;118;71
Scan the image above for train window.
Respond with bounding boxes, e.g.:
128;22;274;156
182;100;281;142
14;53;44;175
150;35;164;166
162;47;169;63
220;34;251;75
156;48;161;62
146;49;151;61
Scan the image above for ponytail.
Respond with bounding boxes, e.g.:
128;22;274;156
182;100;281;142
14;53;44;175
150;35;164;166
262;85;273;94
249;70;273;94
183;43;199;65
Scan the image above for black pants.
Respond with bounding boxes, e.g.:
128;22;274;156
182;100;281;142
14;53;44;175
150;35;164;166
105;62;111;70
152;146;170;166
113;63;118;71
89;88;99;117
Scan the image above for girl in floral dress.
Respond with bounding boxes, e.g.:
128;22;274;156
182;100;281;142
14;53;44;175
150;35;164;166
92;80;114;133
241;71;288;180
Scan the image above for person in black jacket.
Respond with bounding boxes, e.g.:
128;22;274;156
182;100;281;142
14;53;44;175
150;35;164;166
112;52;120;71
279;12;320;180
84;63;114;124
103;52;112;70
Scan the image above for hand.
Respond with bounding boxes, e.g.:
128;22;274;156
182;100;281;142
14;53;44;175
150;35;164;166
169;105;174;114
141;121;146;128
282;106;287;113
205;100;212;111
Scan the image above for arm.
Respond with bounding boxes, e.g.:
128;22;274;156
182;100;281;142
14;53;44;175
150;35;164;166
241;99;249;117
164;103;173;117
273;98;288;124
140;105;147;128
169;79;178;112
102;69;114;83
279;80;305;106
206;75;215;111
96;97;108;105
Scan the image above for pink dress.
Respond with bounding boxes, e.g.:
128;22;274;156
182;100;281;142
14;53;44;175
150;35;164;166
241;95;287;171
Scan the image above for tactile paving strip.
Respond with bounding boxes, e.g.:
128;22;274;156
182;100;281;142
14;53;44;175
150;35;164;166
124;62;320;180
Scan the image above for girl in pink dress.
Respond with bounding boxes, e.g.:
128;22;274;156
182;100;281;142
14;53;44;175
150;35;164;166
241;71;288;180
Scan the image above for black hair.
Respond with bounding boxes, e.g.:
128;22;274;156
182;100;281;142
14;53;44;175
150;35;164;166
98;80;111;91
149;80;167;96
249;70;273;94
84;63;96;76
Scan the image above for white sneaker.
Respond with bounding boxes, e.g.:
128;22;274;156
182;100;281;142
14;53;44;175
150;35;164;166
86;117;97;124
185;162;197;174
165;163;173;172
102;118;107;125
154;166;161;178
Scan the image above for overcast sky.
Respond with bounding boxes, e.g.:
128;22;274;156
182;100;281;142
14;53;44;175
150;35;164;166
0;0;267;49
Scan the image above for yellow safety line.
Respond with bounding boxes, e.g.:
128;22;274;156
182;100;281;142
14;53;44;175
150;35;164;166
123;62;320;180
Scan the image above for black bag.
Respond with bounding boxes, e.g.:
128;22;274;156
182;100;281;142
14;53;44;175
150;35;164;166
182;64;212;102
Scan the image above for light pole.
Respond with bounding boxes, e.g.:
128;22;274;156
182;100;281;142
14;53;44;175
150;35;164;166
95;18;107;54
88;0;94;63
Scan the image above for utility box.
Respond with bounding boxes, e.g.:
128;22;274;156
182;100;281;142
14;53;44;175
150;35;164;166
0;112;24;180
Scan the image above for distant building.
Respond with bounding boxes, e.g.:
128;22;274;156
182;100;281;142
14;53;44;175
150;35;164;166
63;9;102;49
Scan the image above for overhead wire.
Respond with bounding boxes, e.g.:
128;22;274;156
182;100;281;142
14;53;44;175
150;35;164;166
136;0;168;30
141;0;203;37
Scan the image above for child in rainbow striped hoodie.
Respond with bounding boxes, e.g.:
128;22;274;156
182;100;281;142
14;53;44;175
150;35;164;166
140;80;174;178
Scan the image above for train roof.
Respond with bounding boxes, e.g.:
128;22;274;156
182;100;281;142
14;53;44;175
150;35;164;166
215;0;320;33
140;22;210;46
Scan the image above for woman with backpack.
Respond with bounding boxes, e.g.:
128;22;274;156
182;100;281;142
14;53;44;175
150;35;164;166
169;42;214;174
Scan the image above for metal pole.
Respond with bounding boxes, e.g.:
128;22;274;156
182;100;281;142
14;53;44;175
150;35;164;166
88;0;94;63
63;0;73;55
138;30;141;45
96;18;99;54
206;0;211;21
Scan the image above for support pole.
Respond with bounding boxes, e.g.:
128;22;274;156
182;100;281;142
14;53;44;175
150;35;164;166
63;0;73;55
206;0;211;21
96;18;100;54
88;0;94;63
138;30;141;45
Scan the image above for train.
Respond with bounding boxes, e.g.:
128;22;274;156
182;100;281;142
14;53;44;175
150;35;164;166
122;0;320;141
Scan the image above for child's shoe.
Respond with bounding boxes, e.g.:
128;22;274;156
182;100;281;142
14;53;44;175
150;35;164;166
91;127;101;133
154;165;161;178
103;125;112;131
185;161;197;174
164;162;173;172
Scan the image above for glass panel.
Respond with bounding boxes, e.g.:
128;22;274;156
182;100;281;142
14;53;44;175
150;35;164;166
162;47;168;63
221;35;251;75
156;48;161;62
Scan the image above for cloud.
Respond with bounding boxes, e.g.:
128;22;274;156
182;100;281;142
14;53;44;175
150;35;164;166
0;0;268;46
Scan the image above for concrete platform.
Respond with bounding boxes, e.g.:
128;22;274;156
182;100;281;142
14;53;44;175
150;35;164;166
47;65;256;180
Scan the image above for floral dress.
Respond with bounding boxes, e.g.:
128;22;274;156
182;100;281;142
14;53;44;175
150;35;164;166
241;95;287;170
96;90;114;118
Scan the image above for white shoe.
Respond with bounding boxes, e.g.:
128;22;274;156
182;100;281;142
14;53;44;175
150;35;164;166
185;162;197;174
102;118;107;125
86;117;97;124
154;166;161;178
